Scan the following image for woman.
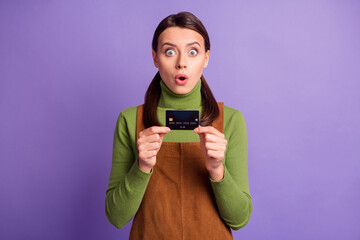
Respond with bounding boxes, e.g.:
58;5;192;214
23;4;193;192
105;11;252;239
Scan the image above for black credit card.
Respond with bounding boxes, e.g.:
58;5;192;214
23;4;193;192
166;110;199;130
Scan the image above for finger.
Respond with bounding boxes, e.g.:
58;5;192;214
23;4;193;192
205;142;227;151
207;149;225;161
140;126;171;137
138;133;161;145
138;142;161;152
138;150;157;160
204;133;227;144
194;126;224;138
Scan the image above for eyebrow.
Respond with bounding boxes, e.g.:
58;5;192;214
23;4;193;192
161;41;201;48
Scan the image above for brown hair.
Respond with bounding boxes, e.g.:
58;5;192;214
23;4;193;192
143;11;219;128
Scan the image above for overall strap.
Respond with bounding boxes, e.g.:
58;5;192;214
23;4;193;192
136;104;145;143
212;102;224;133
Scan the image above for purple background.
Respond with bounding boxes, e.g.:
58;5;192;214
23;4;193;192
1;1;359;239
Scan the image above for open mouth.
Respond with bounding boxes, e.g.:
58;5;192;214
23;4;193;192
175;74;189;85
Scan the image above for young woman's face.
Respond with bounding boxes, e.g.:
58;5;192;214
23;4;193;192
152;27;210;94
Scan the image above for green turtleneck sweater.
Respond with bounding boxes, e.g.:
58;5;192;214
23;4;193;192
105;80;252;231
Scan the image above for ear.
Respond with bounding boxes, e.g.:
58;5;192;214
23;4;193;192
203;50;210;68
152;50;159;68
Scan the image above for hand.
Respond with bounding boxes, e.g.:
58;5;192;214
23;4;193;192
137;126;171;173
194;126;227;181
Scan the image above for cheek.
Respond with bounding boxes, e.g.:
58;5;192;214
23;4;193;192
158;57;173;70
192;59;206;72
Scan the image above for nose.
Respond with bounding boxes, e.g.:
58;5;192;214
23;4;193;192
176;53;187;69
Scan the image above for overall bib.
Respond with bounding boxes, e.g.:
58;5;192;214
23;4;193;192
129;102;233;240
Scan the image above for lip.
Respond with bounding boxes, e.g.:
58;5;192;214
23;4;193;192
175;73;189;85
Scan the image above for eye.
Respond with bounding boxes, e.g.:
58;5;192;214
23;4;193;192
165;49;175;56
189;49;198;56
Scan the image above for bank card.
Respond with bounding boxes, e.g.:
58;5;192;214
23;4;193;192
166;110;199;130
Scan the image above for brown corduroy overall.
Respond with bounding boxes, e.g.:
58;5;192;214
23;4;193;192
129;103;233;240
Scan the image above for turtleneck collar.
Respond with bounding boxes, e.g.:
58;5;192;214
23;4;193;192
158;79;202;109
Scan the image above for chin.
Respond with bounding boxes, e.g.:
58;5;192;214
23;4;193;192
174;87;192;95
172;89;186;94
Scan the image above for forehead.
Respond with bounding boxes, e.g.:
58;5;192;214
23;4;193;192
158;27;205;47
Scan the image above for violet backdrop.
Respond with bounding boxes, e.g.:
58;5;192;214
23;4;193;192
0;0;359;239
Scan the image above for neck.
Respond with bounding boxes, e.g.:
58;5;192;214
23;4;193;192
158;79;202;109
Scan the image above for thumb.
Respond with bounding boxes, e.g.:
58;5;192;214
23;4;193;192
198;132;205;144
159;133;167;145
159;133;167;140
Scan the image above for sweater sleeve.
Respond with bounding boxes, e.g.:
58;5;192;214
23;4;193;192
210;109;253;230
105;110;152;229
